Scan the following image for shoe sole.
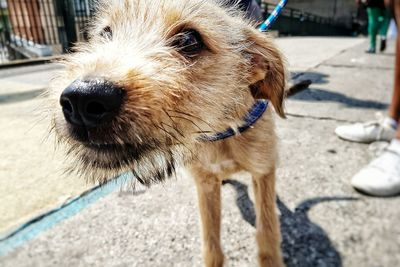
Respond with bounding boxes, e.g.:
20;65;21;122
335;129;393;144
353;186;400;198
335;130;373;143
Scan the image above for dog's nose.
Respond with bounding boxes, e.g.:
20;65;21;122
60;79;124;128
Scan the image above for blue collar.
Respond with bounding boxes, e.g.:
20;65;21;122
198;100;269;142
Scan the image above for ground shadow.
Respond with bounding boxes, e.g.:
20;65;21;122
223;179;357;267
288;71;330;97
0;88;45;105
291;71;330;85
290;88;388;110
380;53;395;57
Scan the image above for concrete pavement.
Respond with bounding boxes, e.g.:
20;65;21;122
1;37;399;267
0;63;91;236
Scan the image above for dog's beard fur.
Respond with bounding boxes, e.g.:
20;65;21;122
60;136;192;186
53;114;196;186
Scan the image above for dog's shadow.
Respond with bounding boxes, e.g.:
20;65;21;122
223;179;357;267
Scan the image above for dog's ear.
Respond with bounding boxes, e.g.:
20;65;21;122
245;30;286;118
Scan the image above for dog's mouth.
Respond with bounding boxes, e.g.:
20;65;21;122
67;125;112;144
62;124;148;163
60;123;186;186
82;142;156;161
75;136;157;166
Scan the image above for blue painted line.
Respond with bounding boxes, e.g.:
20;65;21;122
0;172;133;257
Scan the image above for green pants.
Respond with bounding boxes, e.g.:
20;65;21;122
367;7;391;49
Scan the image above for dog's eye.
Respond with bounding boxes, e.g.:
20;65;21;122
100;26;112;40
172;29;204;57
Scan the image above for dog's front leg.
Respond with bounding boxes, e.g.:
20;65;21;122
193;170;224;267
252;169;285;267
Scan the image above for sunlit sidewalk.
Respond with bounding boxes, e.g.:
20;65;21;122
1;37;398;267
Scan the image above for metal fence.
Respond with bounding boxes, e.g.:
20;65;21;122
0;0;95;64
0;0;354;65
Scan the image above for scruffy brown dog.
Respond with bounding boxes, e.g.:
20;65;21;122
50;0;286;266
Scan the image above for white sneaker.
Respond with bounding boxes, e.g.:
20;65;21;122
335;114;397;143
351;140;400;197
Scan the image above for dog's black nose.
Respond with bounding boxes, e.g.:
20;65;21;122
60;79;124;128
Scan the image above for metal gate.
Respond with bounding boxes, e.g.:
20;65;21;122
0;0;95;64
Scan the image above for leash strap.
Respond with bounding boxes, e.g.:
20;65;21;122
259;0;288;32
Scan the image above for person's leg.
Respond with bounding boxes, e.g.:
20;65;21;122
335;2;399;143
389;1;400;123
351;0;400;197
379;9;391;36
394;0;400;149
389;35;400;122
379;8;391;51
367;7;380;52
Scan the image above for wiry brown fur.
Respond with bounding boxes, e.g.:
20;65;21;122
49;0;287;266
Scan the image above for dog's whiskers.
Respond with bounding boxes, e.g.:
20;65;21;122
161;110;186;137
154;124;185;148
161;121;185;138
172;109;217;131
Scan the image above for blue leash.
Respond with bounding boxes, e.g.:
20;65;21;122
259;0;288;32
